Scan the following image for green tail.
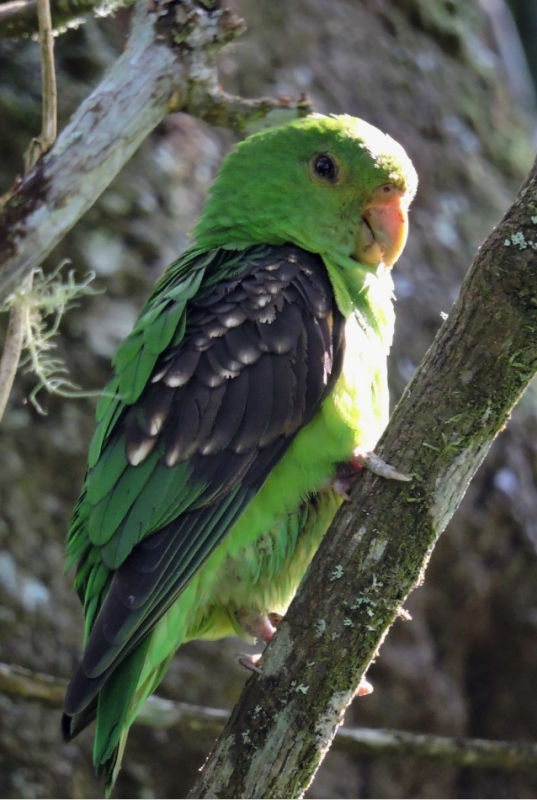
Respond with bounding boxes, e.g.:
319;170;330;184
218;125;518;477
94;636;152;796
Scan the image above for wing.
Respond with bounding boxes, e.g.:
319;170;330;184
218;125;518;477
65;243;345;717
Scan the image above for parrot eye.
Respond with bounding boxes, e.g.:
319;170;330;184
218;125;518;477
312;153;338;183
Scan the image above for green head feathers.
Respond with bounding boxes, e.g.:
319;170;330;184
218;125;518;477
194;113;417;272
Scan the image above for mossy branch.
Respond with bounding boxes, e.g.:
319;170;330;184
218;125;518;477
176;89;312;134
0;0;312;307
188;159;537;798
2;661;537;774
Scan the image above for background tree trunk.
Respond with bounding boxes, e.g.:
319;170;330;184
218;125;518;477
1;1;536;797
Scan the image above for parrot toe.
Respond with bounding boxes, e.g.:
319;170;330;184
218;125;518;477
352;451;411;482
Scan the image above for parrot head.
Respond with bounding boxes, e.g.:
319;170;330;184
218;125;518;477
194;113;417;273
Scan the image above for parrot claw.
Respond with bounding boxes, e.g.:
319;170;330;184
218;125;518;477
235;652;264;675
353;451;411;482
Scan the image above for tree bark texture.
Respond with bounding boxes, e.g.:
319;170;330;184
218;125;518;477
2;1;537;798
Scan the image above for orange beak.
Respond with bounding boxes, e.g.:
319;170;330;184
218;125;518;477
354;184;409;268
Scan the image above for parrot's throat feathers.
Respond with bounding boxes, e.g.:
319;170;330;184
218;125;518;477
322;253;391;343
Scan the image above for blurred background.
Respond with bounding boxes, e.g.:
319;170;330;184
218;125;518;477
2;0;537;796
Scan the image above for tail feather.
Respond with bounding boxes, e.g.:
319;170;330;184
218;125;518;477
61;635;151;797
93;635;151;771
101;649;175;797
61;696;98;742
102;731;129;799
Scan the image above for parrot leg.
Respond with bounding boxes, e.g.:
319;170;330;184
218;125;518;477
353;451;411;482
333;452;411;498
234;611;285;675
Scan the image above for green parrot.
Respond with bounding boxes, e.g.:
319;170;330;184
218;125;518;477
62;113;417;794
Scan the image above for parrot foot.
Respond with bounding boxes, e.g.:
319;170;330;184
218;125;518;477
236;610;277;644
332;452;410;499
235;652;264;675
352;451;411;483
234;612;286;674
355;678;374;697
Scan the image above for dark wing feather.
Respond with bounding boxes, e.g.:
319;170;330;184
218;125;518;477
64;244;345;720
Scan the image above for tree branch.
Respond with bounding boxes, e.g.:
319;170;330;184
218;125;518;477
36;0;57;150
0;660;66;706
335;726;537;773
175;89;312;133
0;0;312;306
2;661;537;774
189;159;537;798
0;0;57;423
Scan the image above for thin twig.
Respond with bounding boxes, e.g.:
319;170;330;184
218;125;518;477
37;0;57;150
0;0;57;424
1;661;537;774
0;292;27;420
